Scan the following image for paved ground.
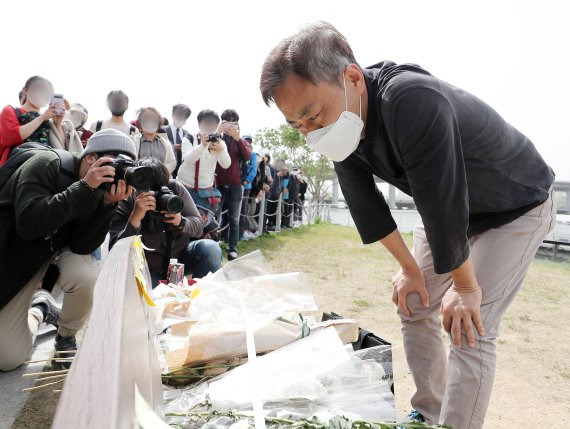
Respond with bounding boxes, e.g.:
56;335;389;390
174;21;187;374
0;325;56;429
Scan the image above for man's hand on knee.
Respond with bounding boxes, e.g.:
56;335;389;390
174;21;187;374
441;285;485;348
392;266;429;317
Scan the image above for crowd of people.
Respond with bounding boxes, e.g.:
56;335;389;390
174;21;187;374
0;76;307;371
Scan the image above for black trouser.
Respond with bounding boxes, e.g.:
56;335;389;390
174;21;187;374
281;198;293;227
265;197;279;228
294;196;304;221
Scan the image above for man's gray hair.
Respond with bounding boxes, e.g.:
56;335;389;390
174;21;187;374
260;22;358;106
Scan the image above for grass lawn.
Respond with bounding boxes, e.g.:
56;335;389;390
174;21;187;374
238;223;570;428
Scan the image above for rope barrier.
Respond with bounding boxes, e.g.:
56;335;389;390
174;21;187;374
209;190;330;237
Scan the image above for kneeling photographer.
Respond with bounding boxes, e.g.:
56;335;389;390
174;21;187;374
109;158;222;287
0;128;136;371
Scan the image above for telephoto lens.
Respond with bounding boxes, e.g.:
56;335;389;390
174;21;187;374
102;155;154;191
154;186;184;214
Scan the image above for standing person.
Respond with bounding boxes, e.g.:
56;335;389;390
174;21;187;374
132;107;177;174
280;165;292;229
48;99;84;154
265;165;285;232
67;103;92;148
215;109;251;260
239;135;257;240
260;22;556;429
177;109;230;214
0;76;83;165
165;104;193;178
1;76;55;166
243;151;267;239
287;168;301;227
295;170;308;224
89;90;137;137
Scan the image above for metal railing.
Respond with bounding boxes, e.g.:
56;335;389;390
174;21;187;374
215;192;332;237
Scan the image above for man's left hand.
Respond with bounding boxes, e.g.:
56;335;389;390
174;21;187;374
441;285;485;348
103;180;132;205
163;211;182;226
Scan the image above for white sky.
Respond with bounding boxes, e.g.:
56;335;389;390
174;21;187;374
1;0;569;180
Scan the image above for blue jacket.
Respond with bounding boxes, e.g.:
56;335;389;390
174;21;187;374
243;152;257;190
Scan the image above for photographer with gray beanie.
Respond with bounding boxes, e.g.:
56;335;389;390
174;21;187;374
0;128;135;371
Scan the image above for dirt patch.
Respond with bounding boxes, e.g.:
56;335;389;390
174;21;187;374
239;223;570;428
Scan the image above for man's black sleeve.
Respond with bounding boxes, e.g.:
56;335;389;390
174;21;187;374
334;158;397;244
108;198;139;250
389;87;470;274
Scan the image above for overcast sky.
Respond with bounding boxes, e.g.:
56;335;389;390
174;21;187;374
2;0;568;180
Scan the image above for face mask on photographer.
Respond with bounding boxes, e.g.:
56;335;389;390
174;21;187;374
141;120;159;133
305;72;364;163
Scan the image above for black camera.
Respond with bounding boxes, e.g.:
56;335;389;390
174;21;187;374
153;186;184;216
102;155;154;191
207;133;221;143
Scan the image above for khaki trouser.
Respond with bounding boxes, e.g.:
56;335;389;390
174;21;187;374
399;186;556;429
0;248;101;371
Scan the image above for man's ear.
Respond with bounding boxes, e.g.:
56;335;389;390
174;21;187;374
345;64;364;92
85;153;97;165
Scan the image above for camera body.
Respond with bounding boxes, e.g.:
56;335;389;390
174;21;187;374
207;133;221;143
150;186;184;219
101;155;154;191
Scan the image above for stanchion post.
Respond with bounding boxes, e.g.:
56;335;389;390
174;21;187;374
276;194;282;232
257;192;265;236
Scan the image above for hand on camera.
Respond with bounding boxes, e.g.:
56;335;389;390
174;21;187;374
83;157;116;189
103;180;133;205
162;211;182;227
129;192;156;228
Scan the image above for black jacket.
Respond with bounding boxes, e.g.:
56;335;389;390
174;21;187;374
108;180;203;275
335;61;555;274
0;152;115;309
164;126;193;177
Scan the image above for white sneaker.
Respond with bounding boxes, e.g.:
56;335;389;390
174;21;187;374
243;231;255;239
227;251;238;261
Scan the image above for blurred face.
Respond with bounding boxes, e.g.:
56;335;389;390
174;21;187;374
139;111;160;133
69;111;86;129
25;80;54;109
199;118;219;134
108;95;128;117
173;112;187;128
272;65;365;136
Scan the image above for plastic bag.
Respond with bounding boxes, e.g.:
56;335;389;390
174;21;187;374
164;328;395;427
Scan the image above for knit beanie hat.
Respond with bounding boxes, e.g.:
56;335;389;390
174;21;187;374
82;128;137;159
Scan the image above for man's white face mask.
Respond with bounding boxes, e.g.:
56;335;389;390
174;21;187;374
305;73;363;162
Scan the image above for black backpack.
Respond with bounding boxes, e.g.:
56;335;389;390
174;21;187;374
0;142;76;193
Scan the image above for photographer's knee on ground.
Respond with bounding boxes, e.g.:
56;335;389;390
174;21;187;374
0;129;137;370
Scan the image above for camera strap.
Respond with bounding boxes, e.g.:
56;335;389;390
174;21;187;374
161;228;174;279
194;159;200;191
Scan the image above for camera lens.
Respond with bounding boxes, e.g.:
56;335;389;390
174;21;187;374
163;194;184;214
125;166;154;191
